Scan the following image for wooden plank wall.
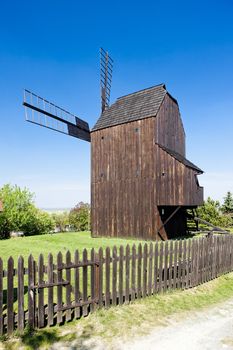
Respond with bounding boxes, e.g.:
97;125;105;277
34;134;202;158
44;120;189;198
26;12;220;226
91;114;202;238
155;94;186;157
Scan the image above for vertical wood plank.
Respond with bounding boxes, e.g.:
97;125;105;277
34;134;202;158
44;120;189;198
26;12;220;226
112;246;117;306
47;253;54;326
168;241;173;289
7;257;14;334
119;246;124;305
181;240;187;289
74;250;81;317
187;239;191;288
28;254;36;329
173;240;178;289
105;247;111;308
153;242;159;293
65;251;72;321
0;258;3;336
164;241;169;291
125;245;130;304
90;249;95;313
148;243;153;296
38;254;44;328
98;248;103;308
137;244;142;298
18;256;24;332
57;252;63;324
177;240;182;289
82;249;88;316
158;242;164;293
143;244;148;297
131;244;136;301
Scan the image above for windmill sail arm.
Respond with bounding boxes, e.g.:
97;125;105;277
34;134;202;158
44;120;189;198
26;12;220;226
23;90;90;142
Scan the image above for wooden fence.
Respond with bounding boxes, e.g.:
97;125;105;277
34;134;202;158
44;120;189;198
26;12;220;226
1;234;233;335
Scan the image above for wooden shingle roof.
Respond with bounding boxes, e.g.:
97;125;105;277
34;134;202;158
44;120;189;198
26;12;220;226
92;83;168;131
156;143;204;174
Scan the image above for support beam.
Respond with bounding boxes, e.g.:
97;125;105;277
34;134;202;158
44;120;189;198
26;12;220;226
157;206;181;240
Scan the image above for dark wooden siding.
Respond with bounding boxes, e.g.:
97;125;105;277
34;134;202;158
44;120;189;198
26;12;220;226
91;105;203;239
155;94;186;156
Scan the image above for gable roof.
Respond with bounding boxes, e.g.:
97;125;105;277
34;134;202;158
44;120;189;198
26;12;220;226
155;143;203;174
92;83;169;131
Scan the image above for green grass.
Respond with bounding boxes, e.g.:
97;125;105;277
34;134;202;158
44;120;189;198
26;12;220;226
0;231;152;266
2;272;233;350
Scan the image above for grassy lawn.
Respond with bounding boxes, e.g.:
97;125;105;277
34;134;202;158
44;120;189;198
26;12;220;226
2;272;233;349
0;231;152;266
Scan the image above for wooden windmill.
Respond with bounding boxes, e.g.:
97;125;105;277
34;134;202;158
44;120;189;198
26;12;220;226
23;49;204;240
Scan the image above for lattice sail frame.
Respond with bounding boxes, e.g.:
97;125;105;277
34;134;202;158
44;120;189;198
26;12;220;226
100;48;113;113
23;90;90;142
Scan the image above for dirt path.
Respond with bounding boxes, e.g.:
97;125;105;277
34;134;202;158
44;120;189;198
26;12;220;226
117;298;233;350
50;298;233;350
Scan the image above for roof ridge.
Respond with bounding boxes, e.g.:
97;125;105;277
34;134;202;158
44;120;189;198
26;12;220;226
117;83;166;100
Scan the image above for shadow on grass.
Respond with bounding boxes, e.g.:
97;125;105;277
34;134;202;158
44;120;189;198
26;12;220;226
12;324;97;350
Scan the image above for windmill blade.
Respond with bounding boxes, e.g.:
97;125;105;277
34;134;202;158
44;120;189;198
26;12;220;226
100;48;113;113
23;89;90;142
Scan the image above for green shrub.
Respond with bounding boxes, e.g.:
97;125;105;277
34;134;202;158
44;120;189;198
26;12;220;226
69;202;90;231
0;184;54;238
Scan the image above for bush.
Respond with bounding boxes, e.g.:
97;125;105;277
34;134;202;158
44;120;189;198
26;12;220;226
197;197;232;228
0;184;54;238
51;212;69;232
69;202;90;231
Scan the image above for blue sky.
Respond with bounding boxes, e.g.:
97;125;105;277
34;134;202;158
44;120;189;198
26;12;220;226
0;0;233;208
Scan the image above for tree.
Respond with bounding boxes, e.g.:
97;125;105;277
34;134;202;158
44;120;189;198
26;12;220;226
51;212;69;232
222;191;233;214
69;202;90;231
0;184;54;238
197;197;232;228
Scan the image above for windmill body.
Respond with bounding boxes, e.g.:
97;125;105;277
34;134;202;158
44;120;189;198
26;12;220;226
23;50;203;240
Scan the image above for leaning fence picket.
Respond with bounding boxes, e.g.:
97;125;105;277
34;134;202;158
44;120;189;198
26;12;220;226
7;257;14;335
57;252;63;324
74;250;81;317
82;249;88;317
28;254;36;329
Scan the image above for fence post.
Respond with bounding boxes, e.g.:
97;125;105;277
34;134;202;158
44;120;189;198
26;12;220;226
0;258;3;336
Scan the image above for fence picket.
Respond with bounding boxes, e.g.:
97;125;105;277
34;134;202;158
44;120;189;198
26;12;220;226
125;245;130;304
168;240;173;289
119;246;124;305
38;254;45;328
143;244;148;297
137;244;142;298
7;257;14;334
105;247;111;308
98;248;103;308
82;249;88;316
131;244;136;301
47;253;54;326
65;251;72;321
90;249;95;313
18;256;24;332
177;240;182;289
164;241;169;290
153;242;158;293
57;252;63;324
148;243;153;296
173;240;178;289
158;242;164;292
0;258;3;336
112;246;117;306
28;254;36;329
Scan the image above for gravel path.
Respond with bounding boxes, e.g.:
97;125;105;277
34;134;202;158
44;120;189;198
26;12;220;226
118;299;233;350
51;298;233;350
